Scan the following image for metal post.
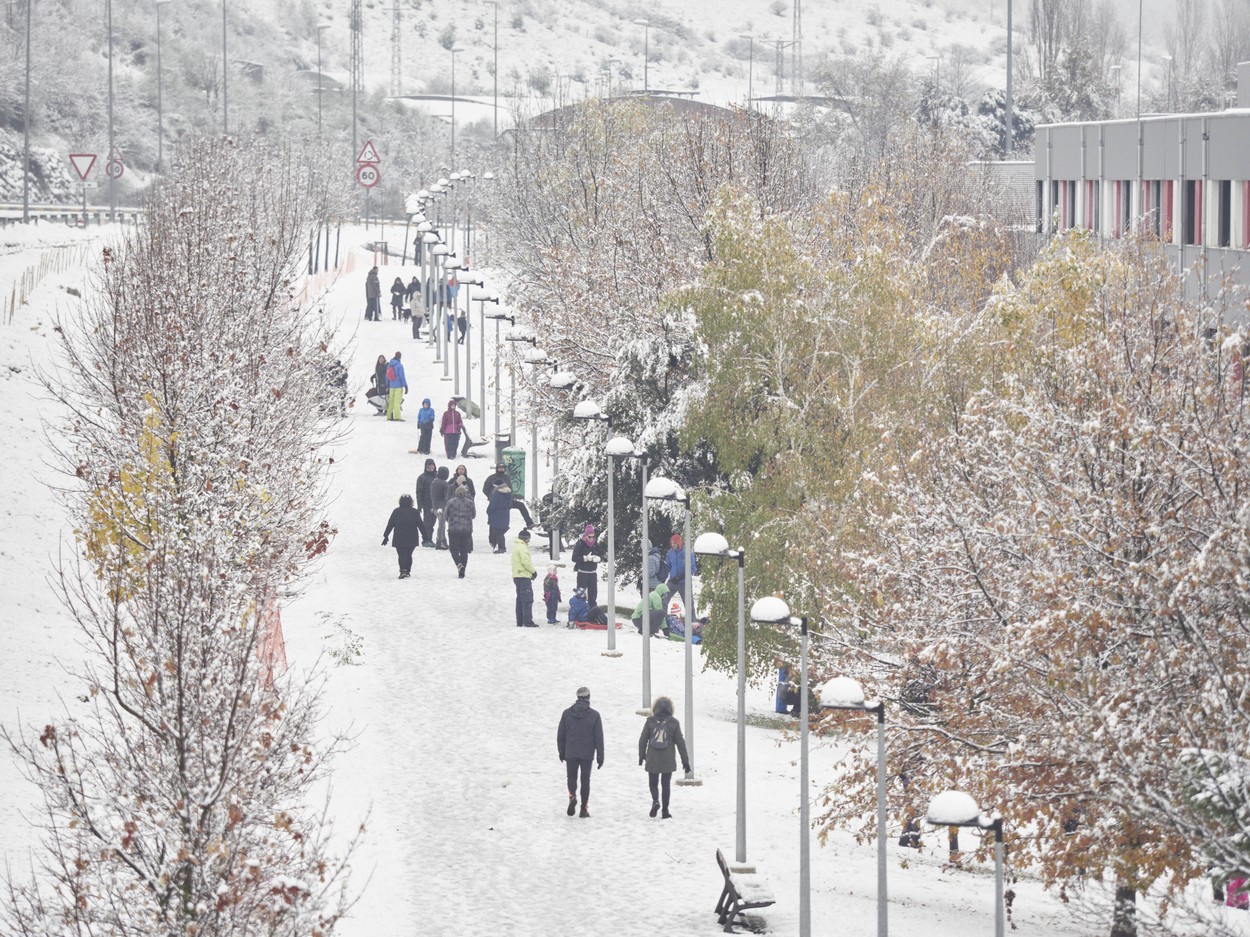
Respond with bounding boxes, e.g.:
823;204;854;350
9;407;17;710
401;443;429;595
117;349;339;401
876;705;888;937
464;286;472;411
492;1;498;137
551;433;560;560
22;0;30;223
1005;0;1013;155
493;319;503;439
453;280;461;395
799;618;811;937
677;506;699;783
450;49;458;164
638;454;651;714
442;261;451;380
222;0;228;135
157;1;164;172
316;24;323;136
605;457;619;655
479;308;487;438
107;0;115;222
531;391;539;502
993;821;1005;937
510;364;516;446
735;553;747;863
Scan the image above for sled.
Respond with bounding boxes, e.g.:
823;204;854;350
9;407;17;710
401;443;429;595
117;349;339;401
574;619;622;631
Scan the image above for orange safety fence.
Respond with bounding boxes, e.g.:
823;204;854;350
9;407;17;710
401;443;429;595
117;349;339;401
257;597;288;691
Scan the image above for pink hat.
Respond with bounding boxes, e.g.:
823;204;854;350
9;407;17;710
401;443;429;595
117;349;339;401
583;524;595;538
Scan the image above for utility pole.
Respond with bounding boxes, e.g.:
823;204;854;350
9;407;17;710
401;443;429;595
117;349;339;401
22;0;30;223
492;1;498;136
108;0;115;220
222;0;227;134
1005;0;1014;154
792;0;802;98
390;0;401;96
350;0;363;165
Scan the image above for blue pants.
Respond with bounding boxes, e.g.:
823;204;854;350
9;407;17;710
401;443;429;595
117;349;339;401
545;597;559;623
514;577;534;626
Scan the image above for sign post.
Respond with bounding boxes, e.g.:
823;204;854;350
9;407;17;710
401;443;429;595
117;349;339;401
69;153;98;225
356;140;381;223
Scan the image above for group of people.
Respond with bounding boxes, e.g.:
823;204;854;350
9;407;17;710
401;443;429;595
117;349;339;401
367;263;466;342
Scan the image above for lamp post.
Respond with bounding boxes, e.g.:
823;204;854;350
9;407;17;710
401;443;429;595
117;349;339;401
155;0;174;174
926;792;1005;937
818;677;888;937
431;243;454;376
632;18;649;92
473;293;500;438
22;0;31;223
750;596;810;937
486;0;499;137
222;0;228;134
738;34;755;110
107;0;115;221
507;329;537;459
459;273;484;412
316;22;331;136
445;257;465;393
450;44;464;164
635;447;652;714
420;230;440;346
572;400;623;657
694;532;747;864
644;477;700;785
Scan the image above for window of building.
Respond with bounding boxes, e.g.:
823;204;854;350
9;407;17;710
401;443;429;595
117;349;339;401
1164;180;1175;242
1216;180;1231;248
1066;180;1076;231
1036;181;1044;234
1182;180;1201;246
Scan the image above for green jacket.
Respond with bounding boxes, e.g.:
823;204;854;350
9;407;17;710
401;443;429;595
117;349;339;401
631;581;669;620
511;539;536;579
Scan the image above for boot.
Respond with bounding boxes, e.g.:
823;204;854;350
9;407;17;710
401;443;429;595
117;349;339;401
650;802;660;818
457;564;466;579
579;802;590;818
567;795;576;817
661;808;672;819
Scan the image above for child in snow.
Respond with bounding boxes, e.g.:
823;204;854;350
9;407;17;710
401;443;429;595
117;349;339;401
543;567;561;624
568;586;590;626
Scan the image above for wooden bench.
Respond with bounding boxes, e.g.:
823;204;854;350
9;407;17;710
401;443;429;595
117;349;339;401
715;847;775;933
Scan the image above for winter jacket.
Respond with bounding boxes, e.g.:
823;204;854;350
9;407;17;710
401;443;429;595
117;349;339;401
512;538;536;579
638;699;690;775
440;406;464;435
645;547;664;585
452;474;476;499
632;582;669;634
568;592;591;622
429;467;451;511
365;271;381;299
571;538;600;575
486;488;516;531
386;356;408;391
390;279;406;306
415;463;438;511
382;504;422;552
444;493;476;535
406;277;421;299
666;546;698;581
543;574;561;604
374;360;388;393
416;401;436;427
482;469;510;499
557;698;604;764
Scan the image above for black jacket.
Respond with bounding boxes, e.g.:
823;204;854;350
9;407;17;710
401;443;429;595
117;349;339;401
557;698;604;764
383;505;422;551
415;466;438;511
571;538;600;575
430;467;451;511
483;470;510;499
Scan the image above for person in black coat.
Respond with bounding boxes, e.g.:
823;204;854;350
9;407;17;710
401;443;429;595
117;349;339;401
570;524;601;609
414;459;438;546
638;695;690;818
483;463;510;499
557;686;604;818
430;466;451;549
382;494;422;578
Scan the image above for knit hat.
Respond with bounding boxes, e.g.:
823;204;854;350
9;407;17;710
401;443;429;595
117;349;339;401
576;686;590;698
547;565;557;576
518;528;531;541
583;524;595;538
670;533;683;549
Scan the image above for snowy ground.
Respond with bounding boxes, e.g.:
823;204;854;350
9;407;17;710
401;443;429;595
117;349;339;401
3;224;1247;937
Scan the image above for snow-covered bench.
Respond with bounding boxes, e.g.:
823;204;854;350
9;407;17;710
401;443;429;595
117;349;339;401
714;848;775;933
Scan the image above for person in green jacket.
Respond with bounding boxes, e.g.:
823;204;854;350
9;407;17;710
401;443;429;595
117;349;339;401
631;581;669;636
512;528;537;627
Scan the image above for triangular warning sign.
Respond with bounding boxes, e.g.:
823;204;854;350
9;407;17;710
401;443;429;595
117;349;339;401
356;140;381;164
69;153;97;181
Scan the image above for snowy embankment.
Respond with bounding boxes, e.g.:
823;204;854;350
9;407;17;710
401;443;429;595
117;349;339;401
3;224;1241;936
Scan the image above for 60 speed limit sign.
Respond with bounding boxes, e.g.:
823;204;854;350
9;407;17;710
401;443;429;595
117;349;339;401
356;163;381;188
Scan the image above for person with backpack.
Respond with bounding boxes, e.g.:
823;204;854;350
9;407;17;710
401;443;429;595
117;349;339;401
385;351;407;421
631;581;669;636
414;458;438;547
415;398;436;454
557;686;604;819
570;525;601;610
444;486;476;578
512;528;537;627
639;542;667;595
542;566;561;624
664;533;698;599
439;399;464;460
381;494;422;579
637;695;690;819
430;466;451;549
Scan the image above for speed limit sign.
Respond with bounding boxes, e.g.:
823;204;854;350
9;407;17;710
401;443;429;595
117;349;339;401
356;163;381;189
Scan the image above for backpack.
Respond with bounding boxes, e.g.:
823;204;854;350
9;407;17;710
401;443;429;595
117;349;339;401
649;718;671;751
386;364;396;383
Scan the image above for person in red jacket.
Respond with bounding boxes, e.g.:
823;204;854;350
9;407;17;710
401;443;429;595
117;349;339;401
439;399;464;459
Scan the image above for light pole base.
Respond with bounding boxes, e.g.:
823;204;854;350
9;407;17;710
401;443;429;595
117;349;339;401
440;375;452;381
675;775;703;787
635;708;653;717
601;650;623;658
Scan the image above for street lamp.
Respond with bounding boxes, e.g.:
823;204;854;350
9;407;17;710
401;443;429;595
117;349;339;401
632;18;650;92
430;243;454;373
420;231;440;345
818;677;888;937
316;21;331;136
445;257;466;392
694;532;748;865
472;293;500;438
222;0;228;135
450;44;465;164
926;791;1006;937
108;0;116;221
485;0;499;137
750;596;811;937
738;34;755;110
21;0;31;223
571;401;622;657
645;476;700;786
458;273;485;413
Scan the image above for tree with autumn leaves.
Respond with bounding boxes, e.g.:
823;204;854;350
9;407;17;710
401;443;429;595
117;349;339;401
3;138;356;937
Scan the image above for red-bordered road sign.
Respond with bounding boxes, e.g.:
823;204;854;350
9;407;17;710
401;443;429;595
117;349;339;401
105;158;125;179
356;140;381;164
356;163;381;188
69;153;97;181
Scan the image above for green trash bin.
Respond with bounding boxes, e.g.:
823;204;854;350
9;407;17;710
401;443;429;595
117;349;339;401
502;447;526;496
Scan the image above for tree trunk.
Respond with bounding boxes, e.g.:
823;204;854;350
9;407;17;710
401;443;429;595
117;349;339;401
1109;885;1136;937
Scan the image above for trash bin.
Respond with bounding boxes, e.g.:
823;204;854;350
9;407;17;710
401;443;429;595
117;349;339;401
502;447;526;495
494;432;513;467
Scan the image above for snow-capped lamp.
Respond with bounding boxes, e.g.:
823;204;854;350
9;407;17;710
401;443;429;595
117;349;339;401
505;325;534;343
521;347;548;363
926;791;1007;937
605;435;635;457
550;371;577;390
573;400;610;425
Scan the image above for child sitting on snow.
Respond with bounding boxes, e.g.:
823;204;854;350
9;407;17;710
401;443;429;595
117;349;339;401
543;567;561;625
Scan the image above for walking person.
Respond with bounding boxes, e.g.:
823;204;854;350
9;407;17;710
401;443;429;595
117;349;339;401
557;686;604;818
415;398;436;454
385;351;408;421
512;528;537;627
381;494;422;579
414;458;438;547
570;524;601;610
389;275;406;320
487;481;517;553
637;696;690;819
452;464;476;499
364;266;381;321
439;399;464;460
430;466;451;549
444;486;476;578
